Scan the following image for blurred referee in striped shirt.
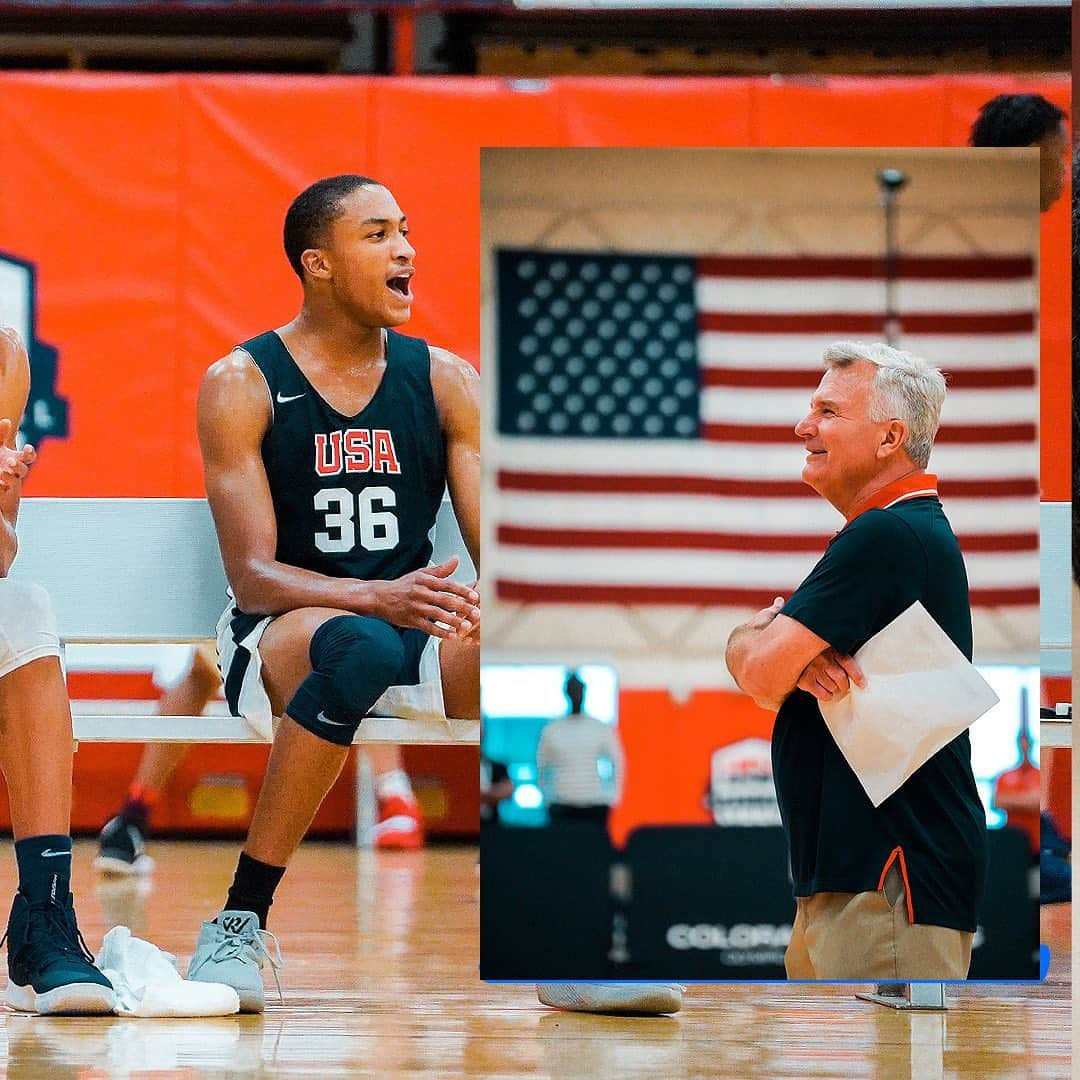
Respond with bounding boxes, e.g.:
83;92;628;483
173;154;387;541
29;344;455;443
537;672;623;828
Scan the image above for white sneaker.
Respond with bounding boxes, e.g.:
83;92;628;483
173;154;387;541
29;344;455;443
536;982;684;1015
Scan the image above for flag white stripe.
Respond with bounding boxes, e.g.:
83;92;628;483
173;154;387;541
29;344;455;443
700;387;1036;425
496;491;1036;535
699;332;1035;368
495;437;1038;481
696;277;1036;315
495;547;1039;590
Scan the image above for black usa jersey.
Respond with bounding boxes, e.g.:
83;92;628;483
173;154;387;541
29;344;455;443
238;328;446;590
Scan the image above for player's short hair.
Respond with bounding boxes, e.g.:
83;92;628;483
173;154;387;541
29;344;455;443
969;94;1065;147
823;341;946;470
564;671;585;713
283;174;383;280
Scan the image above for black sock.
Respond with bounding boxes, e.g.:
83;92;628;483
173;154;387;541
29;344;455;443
15;834;72;906
224;852;285;929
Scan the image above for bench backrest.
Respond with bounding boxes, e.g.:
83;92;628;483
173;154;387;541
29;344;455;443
10;496;473;643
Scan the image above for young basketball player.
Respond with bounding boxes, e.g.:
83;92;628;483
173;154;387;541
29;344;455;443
186;176;479;1012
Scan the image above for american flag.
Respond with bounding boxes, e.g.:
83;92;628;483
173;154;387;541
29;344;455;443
493;249;1038;610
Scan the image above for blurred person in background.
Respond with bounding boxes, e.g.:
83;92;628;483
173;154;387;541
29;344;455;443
991;719;1039;861
533;673;682;1015
537;671;623;829
969;93;1068;211
480;753;513;828
95;645;220;876
96;647;425;874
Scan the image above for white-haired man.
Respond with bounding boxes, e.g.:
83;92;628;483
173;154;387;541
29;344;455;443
726;341;986;980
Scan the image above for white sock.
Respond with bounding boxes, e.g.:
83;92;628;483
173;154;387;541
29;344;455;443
375;768;413;801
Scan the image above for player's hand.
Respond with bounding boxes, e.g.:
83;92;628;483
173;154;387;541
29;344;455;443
0;419;35;493
456;579;480;645
796;648;866;703
372;557;481;640
747;595;785;631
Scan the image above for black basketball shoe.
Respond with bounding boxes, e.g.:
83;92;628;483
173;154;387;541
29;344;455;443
94;816;154;876
2;891;115;1014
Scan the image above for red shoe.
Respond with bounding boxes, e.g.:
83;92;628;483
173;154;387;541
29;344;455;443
372;794;425;849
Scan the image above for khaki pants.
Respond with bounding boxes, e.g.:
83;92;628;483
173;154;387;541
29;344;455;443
785;865;973;980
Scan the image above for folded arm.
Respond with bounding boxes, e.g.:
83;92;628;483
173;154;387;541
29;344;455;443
726;598;863;711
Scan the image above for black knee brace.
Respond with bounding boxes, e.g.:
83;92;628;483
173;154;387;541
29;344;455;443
286;615;406;747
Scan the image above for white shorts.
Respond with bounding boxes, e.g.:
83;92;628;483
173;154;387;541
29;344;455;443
0;579;61;679
216;604;445;742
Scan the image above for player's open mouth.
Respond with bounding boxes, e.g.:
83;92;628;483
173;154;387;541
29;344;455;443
387;274;413;300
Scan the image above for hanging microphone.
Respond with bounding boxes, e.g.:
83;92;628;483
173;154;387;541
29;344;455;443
877;168;910;193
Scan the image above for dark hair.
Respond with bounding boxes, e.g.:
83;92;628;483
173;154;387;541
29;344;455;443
969;94;1065;147
283;174;382;280
564;671;585;713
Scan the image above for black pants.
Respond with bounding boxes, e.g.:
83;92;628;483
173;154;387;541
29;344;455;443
548;804;611;828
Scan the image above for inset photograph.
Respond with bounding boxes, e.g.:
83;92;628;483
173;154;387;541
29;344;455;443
481;146;1042;982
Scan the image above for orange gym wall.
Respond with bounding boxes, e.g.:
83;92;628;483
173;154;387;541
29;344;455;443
0;73;1066;835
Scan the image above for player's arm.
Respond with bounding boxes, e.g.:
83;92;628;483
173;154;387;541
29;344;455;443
431;346;480;641
198;352;478;637
430;347;480;571
726;598;860;712
0;329;34;576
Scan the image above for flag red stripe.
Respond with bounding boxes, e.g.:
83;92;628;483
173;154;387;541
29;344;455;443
695;256;1034;280
702;367;1035;390
702;422;1036;444
699;312;1034;334
496;581;1038;607
497;525;1037;554
497;471;1037;499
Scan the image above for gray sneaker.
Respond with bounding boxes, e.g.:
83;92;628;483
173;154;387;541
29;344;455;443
536;982;684;1015
187;911;283;1014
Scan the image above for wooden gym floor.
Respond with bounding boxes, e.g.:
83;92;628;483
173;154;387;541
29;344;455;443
0;841;1068;1079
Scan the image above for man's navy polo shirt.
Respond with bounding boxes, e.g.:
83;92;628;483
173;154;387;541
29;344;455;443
774;474;988;932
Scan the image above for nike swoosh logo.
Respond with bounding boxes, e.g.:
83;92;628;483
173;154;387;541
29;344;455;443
316;711;353;728
40;850;71;858
276;392;304;404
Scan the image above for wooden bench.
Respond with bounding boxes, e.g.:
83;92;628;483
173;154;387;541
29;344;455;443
8;497;479;747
